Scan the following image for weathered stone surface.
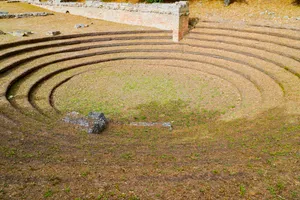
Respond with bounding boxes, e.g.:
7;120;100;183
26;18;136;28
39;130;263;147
130;121;173;130
47;30;61;36
0;11;9;15
88;119;106;134
8;30;32;37
88;112;108;122
63;111;89;127
63;111;108;134
0;30;6;35
87;112;108;134
30;1;189;42
224;0;231;6
0;12;53;19
74;24;88;29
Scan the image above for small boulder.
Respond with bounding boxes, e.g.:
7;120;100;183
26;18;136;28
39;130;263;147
87;112;108;134
47;30;61;36
88;111;108;122
74;24;89;29
88;119;107;134
63;111;108;134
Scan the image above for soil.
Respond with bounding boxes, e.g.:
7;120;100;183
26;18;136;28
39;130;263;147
0;1;299;200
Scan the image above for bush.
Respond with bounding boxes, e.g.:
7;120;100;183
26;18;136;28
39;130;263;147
145;0;164;3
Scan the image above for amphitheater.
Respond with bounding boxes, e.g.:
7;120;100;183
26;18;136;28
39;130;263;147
0;1;300;199
1;3;300;127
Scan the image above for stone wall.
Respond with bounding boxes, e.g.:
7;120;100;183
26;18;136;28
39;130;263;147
29;1;189;42
0;12;53;19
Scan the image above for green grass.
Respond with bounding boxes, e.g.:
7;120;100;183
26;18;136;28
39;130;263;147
240;184;246;196
44;189;53;198
54;66;235;124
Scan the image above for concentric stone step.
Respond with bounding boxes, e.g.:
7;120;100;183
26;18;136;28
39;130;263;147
0;22;299;129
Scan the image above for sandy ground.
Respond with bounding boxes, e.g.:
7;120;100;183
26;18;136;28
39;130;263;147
0;1;300;200
0;2;154;44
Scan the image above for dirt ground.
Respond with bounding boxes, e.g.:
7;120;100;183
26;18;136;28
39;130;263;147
0;1;300;200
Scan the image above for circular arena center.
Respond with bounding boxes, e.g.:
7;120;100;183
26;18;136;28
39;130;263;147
1;20;300;123
0;1;300;199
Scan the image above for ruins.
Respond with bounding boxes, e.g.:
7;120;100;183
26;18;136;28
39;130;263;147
26;0;190;42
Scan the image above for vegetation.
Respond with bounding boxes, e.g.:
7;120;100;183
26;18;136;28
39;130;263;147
0;1;299;199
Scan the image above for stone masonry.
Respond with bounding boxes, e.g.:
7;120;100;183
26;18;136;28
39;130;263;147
27;0;189;42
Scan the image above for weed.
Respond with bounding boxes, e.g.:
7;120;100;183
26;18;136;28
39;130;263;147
44;189;53;198
0;188;5;195
0;146;17;158
97;194;104;199
189;153;200;160
64;186;70;193
291;191;298;198
81;171;89;177
267;186;276;196
240;184;246;196
121;153;133;160
257;169;264;176
276;181;285;191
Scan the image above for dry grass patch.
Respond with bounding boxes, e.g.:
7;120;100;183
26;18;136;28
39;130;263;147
0;107;299;199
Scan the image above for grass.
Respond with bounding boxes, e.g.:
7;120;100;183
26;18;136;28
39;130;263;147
54;66;238;123
1;107;299;199
44;189;53;198
0;1;300;199
240;184;246;196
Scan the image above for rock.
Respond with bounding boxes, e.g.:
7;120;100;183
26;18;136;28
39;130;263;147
224;0;230;6
47;30;61;36
74;24;89;29
259;12;265;15
162;122;172;130
0;12;53;19
63;111;89;127
188;17;199;28
88;118;107;134
88;111;108;122
130;121;173;130
296;17;300;21
0;30;6;35
8;30;32;37
63;111;108;134
0;11;8;15
283;16;289;19
87;112;108;134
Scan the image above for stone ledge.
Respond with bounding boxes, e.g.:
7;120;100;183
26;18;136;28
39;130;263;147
29;1;189;42
32;1;189;16
0;12;53;19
